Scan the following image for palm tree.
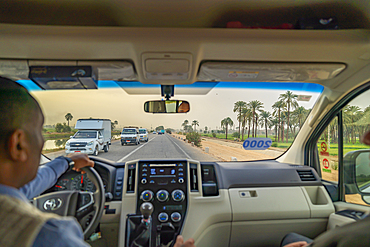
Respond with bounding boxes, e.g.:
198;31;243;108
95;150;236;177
259;111;272;138
272;100;285;142
247;110;253;138
65;113;73;126
292;106;308;129
344;105;362;143
247;100;264;138
221;117;234;139
279;91;298;142
271;117;279;142
254;114;259;137
182;120;189;132
192;120;199;131
233;101;247;138
280;111;288;142
240;107;252;140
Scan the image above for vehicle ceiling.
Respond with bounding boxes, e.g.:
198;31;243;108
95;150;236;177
1;0;370;94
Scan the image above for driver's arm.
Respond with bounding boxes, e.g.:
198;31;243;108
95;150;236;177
20;156;69;200
20;154;94;200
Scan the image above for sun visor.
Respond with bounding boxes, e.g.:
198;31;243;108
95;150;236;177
197;62;346;82
116;81;218;95
0;60;137;90
0;60;30;80
77;61;137;81
28;65;98;89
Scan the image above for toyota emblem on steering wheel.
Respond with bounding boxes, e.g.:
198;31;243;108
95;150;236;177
43;198;63;211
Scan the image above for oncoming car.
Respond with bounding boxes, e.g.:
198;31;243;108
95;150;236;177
2;0;370;247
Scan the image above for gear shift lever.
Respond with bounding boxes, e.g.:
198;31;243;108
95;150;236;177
126;202;154;247
140;202;154;222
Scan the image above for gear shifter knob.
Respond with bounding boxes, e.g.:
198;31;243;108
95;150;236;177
140;202;154;220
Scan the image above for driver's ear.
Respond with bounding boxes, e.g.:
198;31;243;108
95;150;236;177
8;129;28;162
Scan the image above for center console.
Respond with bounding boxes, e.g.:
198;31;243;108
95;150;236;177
125;160;188;247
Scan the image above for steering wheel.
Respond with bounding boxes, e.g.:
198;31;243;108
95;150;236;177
33;167;105;239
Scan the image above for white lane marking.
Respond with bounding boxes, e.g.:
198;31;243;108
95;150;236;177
117;136;157;162
167;135;192;159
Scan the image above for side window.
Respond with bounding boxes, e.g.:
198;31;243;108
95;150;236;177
317;117;339;183
316;88;370;206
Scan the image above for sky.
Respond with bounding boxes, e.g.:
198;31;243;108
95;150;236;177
28;81;323;131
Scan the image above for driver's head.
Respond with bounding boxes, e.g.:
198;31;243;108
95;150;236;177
0;76;44;188
178;101;189;113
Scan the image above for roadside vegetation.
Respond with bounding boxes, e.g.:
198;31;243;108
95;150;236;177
179;91;370;157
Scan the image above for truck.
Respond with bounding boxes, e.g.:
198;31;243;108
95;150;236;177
65;119;111;156
121;127;140;145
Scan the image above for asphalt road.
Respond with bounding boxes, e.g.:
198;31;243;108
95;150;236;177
46;134;219;163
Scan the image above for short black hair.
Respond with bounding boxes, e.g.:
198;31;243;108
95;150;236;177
0;76;41;151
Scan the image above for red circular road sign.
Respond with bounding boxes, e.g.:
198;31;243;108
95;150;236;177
323;158;330;169
321;142;327;152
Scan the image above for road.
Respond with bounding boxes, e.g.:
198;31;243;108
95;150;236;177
45;134;219;163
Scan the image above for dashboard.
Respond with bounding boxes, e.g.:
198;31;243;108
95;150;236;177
46;158;335;247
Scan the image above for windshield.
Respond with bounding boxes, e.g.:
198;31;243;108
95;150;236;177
122;129;137;134
139;129;147;134
73;131;97;139
24;80;323;162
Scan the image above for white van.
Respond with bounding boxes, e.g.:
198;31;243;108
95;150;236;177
121;128;140;145
139;128;149;142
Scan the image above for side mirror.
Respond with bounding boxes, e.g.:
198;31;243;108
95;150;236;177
144;100;190;113
344;149;370;203
70;136;73;138
99;136;103;139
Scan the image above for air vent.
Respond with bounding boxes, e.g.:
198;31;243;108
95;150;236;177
201;164;219;196
297;170;316;181
190;163;198;192
126;164;136;193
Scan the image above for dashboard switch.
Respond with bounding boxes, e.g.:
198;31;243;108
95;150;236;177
158;212;169;222
171;212;181;222
141;190;154;202
178;178;184;184
141;178;147;184
156;190;169;202
172;190;185;202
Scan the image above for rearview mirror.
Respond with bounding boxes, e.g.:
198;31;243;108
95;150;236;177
144;100;190;113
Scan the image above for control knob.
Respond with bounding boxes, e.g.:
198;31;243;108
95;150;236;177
158;212;169;223
172;189;185;202
156;190;169;202
171;212;181;222
140;190;154;202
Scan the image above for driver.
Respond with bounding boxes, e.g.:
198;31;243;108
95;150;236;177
0;76;94;246
0;77;196;247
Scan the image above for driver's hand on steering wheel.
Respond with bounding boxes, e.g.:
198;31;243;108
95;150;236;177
174;235;196;247
66;153;94;174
